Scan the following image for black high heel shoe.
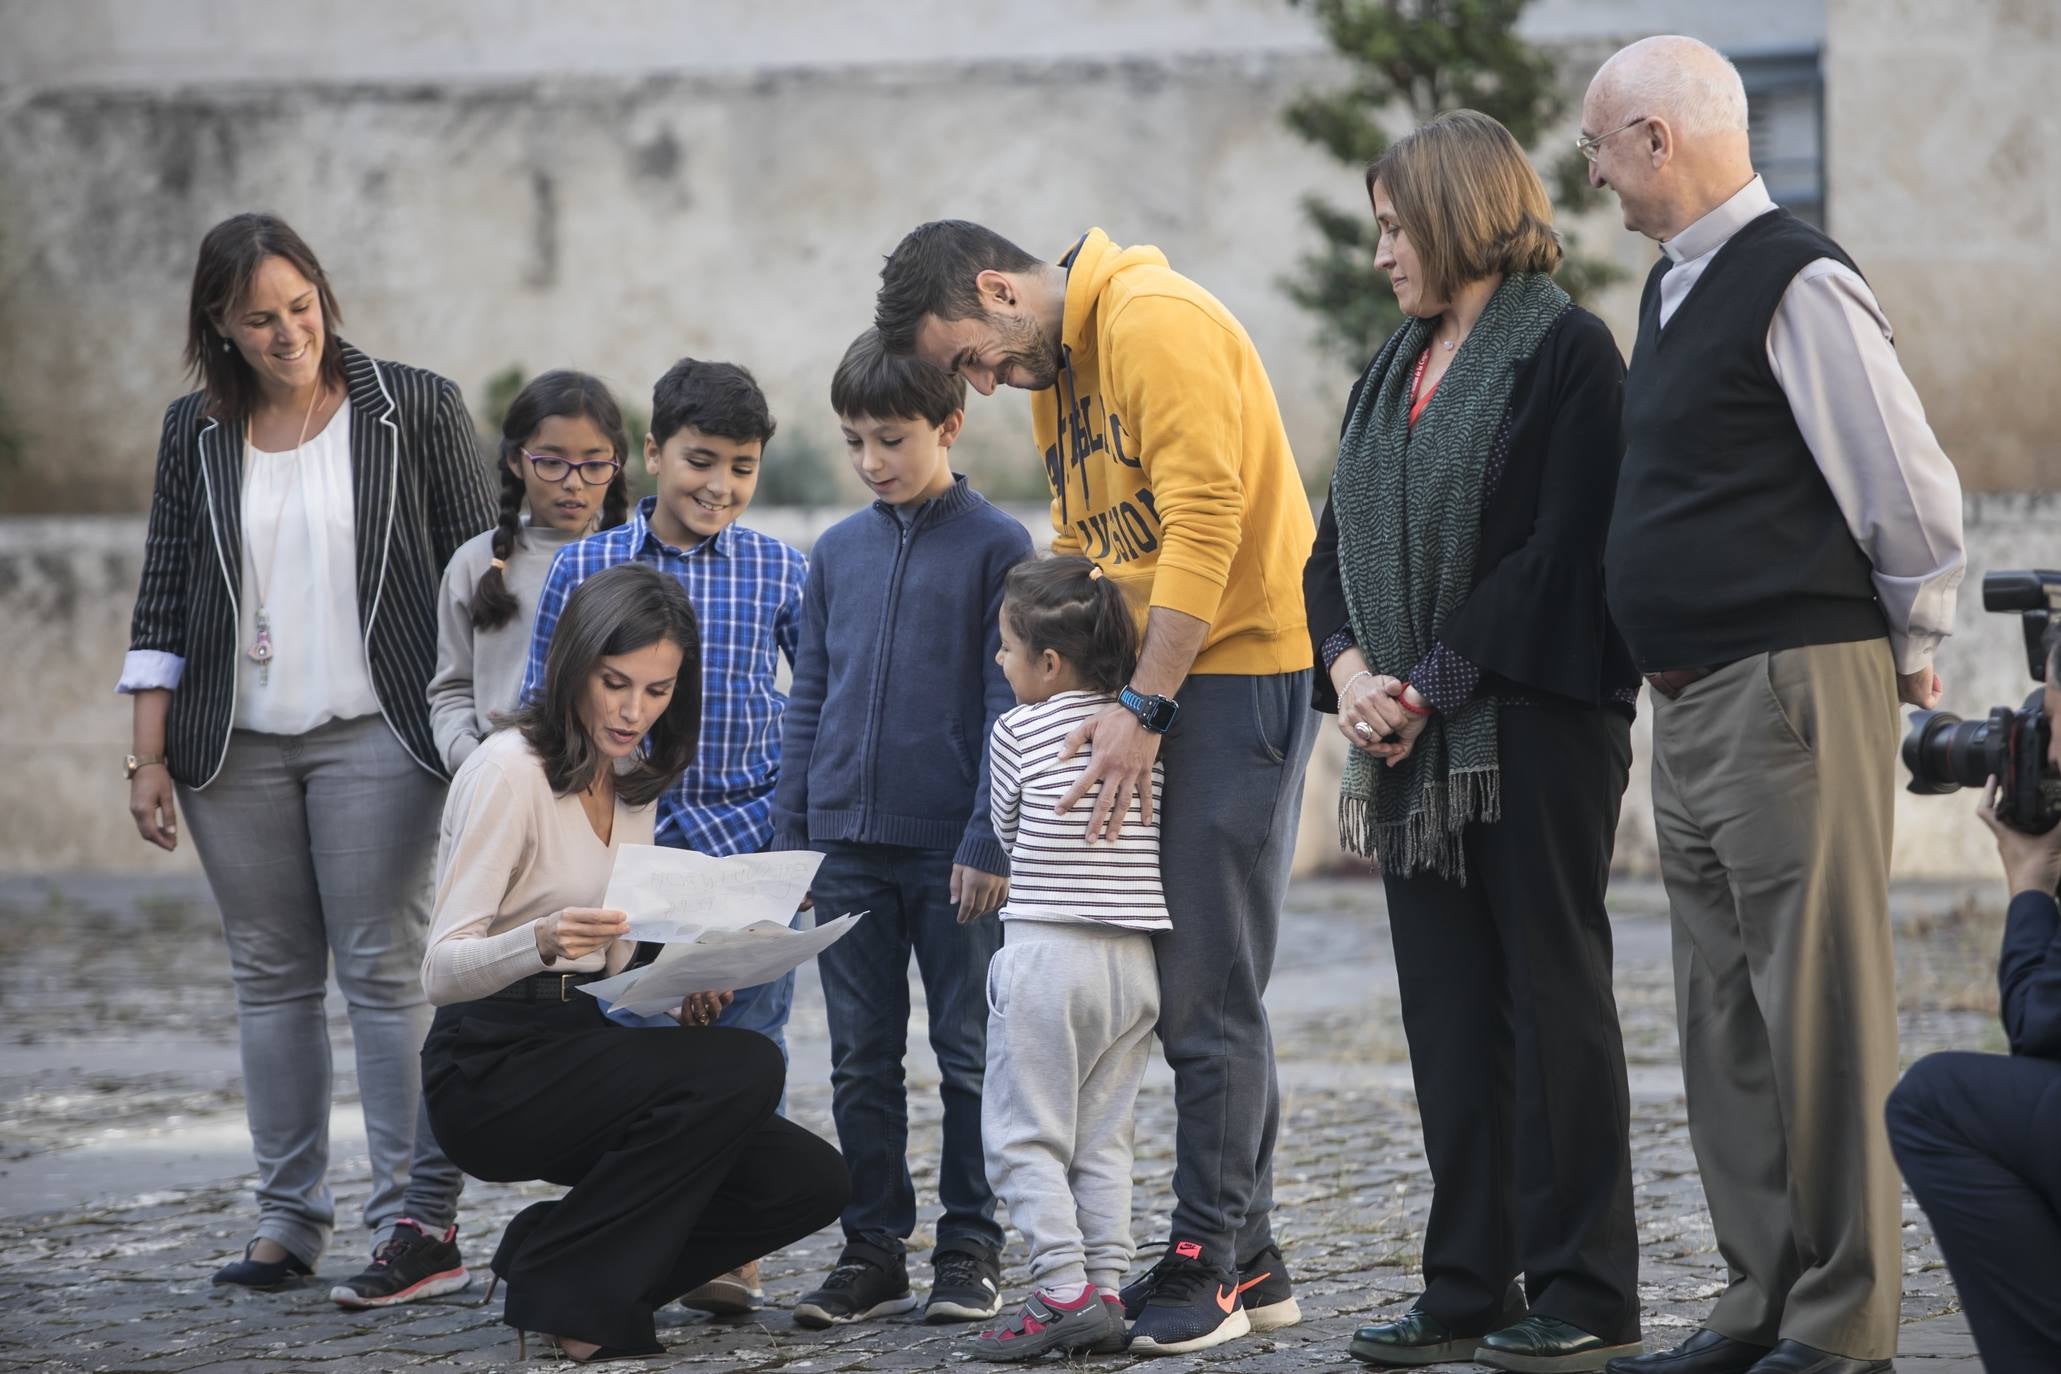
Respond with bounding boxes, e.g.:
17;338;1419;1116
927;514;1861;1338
510;1330;667;1362
212;1239;314;1290
481;1200;560;1306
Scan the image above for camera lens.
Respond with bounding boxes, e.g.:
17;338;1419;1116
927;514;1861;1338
1901;709;1999;795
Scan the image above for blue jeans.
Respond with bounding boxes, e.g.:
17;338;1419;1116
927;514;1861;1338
712;950;796;1064
813;841;1003;1260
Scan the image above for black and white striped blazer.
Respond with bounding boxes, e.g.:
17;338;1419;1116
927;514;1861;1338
127;341;497;788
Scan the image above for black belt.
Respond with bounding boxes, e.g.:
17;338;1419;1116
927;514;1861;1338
483;970;610;1004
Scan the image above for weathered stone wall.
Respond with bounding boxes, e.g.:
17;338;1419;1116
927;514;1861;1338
1823;0;2061;490
0;53;1363;514
6;492;2052;879
0;0;1879;519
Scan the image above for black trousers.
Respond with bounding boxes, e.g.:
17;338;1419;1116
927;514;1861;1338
1380;700;1640;1343
422;998;849;1351
1886;1050;2061;1373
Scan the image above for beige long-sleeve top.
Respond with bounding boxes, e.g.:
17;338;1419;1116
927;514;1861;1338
422;727;653;1006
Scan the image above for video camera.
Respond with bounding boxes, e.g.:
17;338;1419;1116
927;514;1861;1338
1901;569;2061;834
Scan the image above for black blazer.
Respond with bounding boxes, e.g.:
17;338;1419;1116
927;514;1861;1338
1304;305;1639;715
129;341;496;786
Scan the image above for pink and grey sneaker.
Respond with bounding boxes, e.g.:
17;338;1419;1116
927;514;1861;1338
331;1219;471;1309
970;1286;1126;1362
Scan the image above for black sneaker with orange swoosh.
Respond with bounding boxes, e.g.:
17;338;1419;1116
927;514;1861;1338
1124;1240;1252;1356
1235;1242;1303;1332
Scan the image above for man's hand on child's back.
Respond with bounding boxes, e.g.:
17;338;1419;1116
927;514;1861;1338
951;865;1008;924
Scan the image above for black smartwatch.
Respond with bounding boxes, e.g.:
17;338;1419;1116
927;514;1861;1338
1118;685;1180;735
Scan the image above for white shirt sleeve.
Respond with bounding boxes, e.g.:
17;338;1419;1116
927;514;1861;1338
117;649;185;693
1767;261;1966;675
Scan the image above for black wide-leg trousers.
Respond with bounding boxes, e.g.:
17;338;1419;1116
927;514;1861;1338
1378;700;1641;1344
423;999;848;1351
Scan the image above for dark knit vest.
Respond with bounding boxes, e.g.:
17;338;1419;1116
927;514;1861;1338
1605;209;1885;672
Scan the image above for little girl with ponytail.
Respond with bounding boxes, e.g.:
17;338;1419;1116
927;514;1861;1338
428;371;629;772
972;554;1174;1361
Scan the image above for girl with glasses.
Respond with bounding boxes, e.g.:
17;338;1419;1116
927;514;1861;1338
429;371;631;773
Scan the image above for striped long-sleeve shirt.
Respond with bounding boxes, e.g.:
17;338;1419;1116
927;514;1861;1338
989;690;1169;930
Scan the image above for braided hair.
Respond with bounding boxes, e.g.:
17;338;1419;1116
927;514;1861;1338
471;370;632;630
1000;555;1139;695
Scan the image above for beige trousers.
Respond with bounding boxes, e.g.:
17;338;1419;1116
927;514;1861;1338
1649;638;1902;1360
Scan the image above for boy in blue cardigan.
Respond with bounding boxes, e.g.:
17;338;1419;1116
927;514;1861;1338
777;329;1032;1329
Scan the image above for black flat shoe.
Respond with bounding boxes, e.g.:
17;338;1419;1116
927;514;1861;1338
1350;1308;1485;1366
212;1240;314;1290
1476;1315;1642;1372
1607;1329;1774;1374
1742;1340;1890;1374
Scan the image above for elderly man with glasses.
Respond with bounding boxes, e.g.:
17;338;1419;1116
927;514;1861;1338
1580;34;1966;1374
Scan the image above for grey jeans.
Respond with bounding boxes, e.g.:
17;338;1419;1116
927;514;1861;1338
179;714;462;1266
1155;670;1316;1261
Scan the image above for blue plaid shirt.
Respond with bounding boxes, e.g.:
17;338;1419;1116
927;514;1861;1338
521;497;806;855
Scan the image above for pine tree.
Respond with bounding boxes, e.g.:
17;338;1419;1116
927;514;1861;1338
1283;0;1620;367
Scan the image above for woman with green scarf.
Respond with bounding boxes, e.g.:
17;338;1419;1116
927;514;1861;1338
1303;111;1644;1374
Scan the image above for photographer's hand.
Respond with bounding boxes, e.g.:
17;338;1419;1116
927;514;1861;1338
1978;778;2061;897
1899;667;1944;709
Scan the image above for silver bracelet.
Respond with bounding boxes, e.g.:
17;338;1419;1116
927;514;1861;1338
1341;668;1374;698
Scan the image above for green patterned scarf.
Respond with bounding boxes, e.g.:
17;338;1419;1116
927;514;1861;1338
1333;272;1571;879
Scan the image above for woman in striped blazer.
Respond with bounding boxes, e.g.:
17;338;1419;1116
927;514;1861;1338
119;213;496;1304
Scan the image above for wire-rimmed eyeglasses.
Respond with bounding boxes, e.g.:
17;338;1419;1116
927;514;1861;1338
522;450;623;486
1575;116;1647;162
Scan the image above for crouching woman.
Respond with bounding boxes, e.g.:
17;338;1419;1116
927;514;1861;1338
419;561;847;1362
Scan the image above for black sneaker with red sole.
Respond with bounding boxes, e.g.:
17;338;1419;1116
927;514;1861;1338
331;1220;471;1309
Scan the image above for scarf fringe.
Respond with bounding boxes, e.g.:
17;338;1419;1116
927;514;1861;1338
1338;766;1502;885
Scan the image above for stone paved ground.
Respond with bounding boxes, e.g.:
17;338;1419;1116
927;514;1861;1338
0;873;2001;1372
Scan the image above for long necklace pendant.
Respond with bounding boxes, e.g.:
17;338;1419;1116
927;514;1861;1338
249;607;273;686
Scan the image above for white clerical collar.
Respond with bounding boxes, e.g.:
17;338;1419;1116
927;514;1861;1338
1662;175;1776;265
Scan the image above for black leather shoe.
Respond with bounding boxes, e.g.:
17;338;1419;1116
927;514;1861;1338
1606;1329;1775;1374
1743;1340;1891;1374
1477;1315;1643;1372
1350;1308;1483;1366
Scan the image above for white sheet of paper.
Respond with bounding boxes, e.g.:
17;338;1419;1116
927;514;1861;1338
579;912;863;1014
602;845;823;942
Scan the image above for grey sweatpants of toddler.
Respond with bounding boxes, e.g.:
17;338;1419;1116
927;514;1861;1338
982;919;1161;1292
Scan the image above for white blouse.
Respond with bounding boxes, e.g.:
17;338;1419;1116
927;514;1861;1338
233;399;382;735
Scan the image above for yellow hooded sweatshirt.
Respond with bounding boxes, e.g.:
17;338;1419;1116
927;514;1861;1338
1033;228;1314;677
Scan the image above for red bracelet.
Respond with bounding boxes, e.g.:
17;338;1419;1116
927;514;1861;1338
1395;682;1432;717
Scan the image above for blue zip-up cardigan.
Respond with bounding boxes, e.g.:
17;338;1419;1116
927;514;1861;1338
771;476;1033;875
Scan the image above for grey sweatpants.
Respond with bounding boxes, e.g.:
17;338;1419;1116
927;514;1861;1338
1156;670;1316;1260
983;920;1160;1291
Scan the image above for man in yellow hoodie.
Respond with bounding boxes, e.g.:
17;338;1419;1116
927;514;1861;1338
877;221;1317;1357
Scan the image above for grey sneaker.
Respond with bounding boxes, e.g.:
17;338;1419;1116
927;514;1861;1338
971;1287;1124;1362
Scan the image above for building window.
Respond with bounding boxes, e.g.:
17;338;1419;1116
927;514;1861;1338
1737;49;1825;226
